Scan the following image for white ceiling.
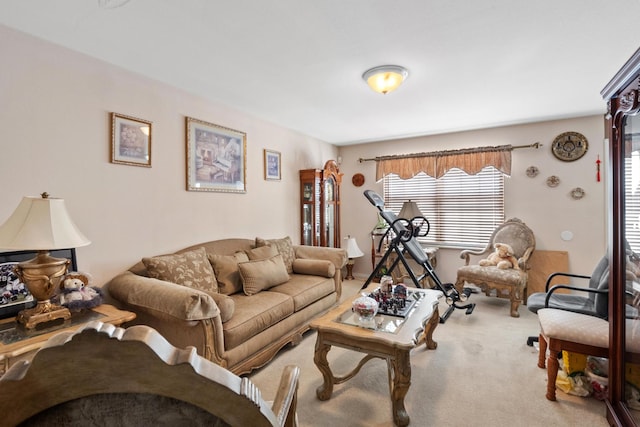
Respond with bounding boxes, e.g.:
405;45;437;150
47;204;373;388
2;0;640;145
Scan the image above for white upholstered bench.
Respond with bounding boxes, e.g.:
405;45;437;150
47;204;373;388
537;308;640;401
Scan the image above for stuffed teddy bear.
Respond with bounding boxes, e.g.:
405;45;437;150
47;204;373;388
479;243;520;270
55;272;103;311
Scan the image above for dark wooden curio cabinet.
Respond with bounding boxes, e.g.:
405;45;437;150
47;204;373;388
299;160;342;247
602;46;640;427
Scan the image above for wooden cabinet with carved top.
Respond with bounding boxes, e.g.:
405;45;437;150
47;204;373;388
299;160;342;247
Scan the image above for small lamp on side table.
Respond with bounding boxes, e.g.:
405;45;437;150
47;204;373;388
0;193;90;328
344;236;364;280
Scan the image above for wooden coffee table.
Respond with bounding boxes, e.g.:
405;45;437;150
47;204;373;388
0;304;136;375
310;284;441;426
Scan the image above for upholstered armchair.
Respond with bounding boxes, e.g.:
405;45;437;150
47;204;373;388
455;218;535;317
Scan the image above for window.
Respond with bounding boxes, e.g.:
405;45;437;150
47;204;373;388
383;167;505;248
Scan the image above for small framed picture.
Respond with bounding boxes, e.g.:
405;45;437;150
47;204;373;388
186;117;247;193
264;149;281;181
110;113;152;167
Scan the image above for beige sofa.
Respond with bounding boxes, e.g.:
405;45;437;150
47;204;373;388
108;237;347;375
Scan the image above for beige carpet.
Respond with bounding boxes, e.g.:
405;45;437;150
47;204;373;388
249;279;609;426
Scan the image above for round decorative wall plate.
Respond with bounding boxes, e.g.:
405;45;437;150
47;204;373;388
352;173;365;187
526;166;539;178
570;187;585;200
551;131;588;162
546;175;560;187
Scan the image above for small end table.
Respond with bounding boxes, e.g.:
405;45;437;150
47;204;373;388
0;304;136;375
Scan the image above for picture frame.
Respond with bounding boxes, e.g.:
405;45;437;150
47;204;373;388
110;113;152;167
264;149;281;181
186;117;247;193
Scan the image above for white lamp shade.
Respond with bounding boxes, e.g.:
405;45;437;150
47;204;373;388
399;200;423;220
0;196;91;250
344;236;364;259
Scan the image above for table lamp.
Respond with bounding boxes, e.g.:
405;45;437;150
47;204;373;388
344;235;364;280
399;200;424;236
0;193;90;328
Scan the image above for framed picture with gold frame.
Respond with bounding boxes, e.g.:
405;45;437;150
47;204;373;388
264;149;281;181
186;117;247;193
110;113;152;167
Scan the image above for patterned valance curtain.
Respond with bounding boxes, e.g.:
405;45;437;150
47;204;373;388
375;144;513;181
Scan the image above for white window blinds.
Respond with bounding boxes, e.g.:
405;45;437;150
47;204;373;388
383;167;505;248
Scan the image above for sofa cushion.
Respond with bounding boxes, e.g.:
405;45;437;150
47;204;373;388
268;274;335;311
224;291;295;350
142;247;218;294
255;236;295;273
292;258;335;278
239;254;290;296
208;252;250;295
245;245;278;260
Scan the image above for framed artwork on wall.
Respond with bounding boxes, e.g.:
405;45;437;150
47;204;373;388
110;113;152;167
186;117;247;193
264;149;281;181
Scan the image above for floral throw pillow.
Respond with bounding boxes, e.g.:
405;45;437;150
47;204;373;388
142;247;217;294
255;236;295;274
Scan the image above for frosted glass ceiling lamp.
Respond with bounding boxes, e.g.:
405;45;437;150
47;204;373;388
362;65;409;94
0;193;90;328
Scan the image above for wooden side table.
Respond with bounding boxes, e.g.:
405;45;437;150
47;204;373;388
0;304;136;375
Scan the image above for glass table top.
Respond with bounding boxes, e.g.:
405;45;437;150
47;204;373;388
335;289;427;334
0;310;106;346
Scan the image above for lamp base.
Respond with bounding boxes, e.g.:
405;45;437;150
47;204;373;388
15;251;71;329
17;300;71;329
345;261;355;280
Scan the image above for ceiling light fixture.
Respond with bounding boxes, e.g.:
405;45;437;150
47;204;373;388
362;65;409;94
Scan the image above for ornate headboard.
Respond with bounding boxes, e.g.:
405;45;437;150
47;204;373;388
0;322;299;427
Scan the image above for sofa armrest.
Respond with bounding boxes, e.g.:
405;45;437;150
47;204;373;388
108;271;221;321
293;245;348;269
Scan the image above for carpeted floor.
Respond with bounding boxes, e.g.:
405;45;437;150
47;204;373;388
249;279;609;426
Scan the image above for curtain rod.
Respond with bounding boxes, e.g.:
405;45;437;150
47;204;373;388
358;142;541;163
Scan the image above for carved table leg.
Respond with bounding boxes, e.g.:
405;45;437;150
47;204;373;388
423;306;439;350
313;332;334;401
388;349;411;427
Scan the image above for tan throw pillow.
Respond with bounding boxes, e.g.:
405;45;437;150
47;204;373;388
239;254;290;296
142;247;217;294
255;236;295;273
292;258;336;278
208;252;249;295
245;245;278;260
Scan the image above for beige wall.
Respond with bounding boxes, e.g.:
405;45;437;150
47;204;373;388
0;25;337;286
0;24;607;291
338;115;607;284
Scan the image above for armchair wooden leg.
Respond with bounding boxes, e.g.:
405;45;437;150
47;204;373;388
537;334;547;369
546;345;559;401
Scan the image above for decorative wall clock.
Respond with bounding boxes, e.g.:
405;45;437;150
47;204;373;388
551;131;588;161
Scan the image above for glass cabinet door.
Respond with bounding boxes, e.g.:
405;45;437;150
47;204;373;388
302;204;313;246
324;178;336;247
623;112;640;420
